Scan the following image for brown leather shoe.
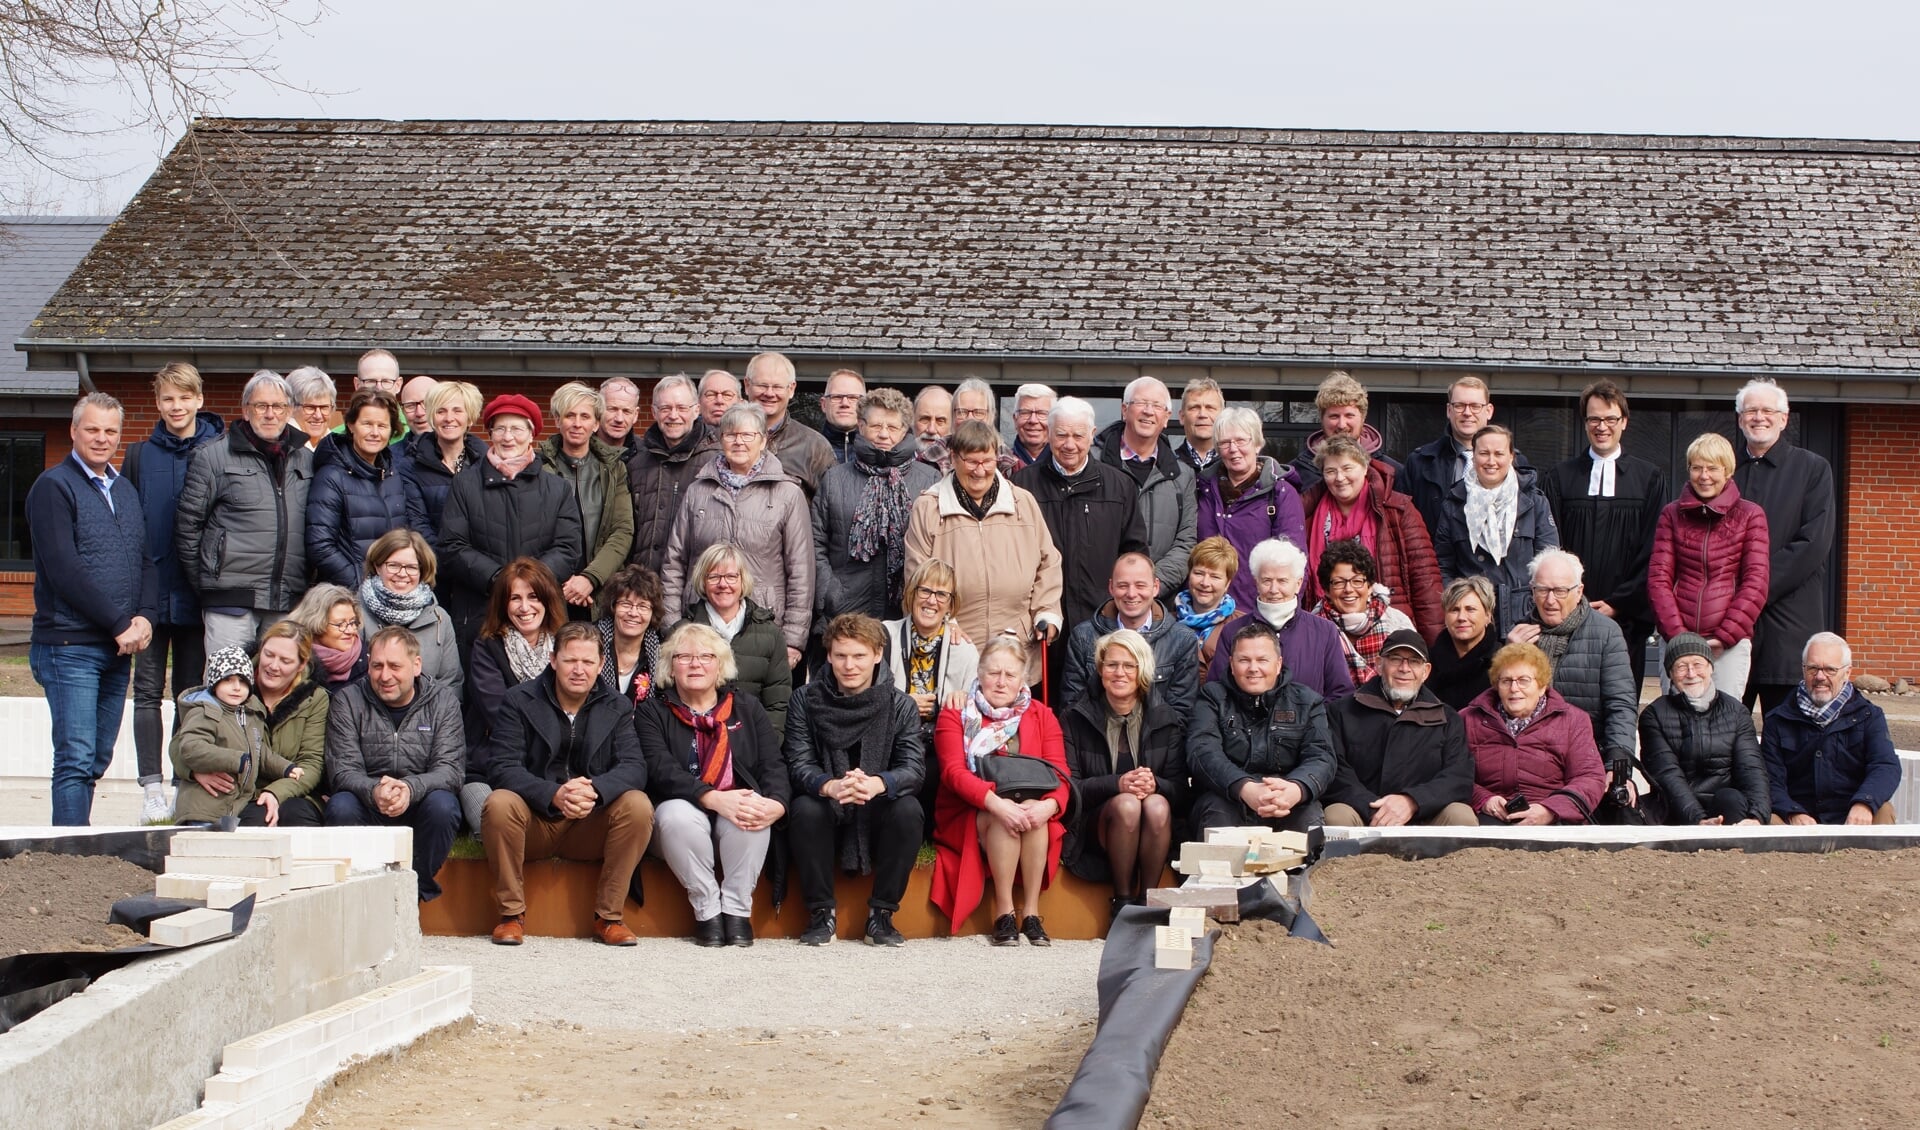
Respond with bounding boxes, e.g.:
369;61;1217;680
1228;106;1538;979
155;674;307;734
592;916;639;947
490;916;525;946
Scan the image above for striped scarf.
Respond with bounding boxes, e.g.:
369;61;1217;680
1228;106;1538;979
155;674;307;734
670;692;735;789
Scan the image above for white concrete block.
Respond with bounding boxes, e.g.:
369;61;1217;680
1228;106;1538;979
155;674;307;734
286;858;349;889
1167;906;1207;934
164;854;285;879
280;826;411;871
159;872;294;907
150;907;235;947
169;830;293;866
1175;841;1249;873
1154;925;1194;970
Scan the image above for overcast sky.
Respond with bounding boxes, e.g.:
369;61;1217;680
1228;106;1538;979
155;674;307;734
31;0;1920;213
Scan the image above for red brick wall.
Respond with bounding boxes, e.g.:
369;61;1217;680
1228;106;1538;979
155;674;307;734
1840;403;1920;680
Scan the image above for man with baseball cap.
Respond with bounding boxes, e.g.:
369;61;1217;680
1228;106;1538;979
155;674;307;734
1322;629;1477;827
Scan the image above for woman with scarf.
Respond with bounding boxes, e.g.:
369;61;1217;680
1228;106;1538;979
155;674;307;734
814;388;941;625
461;558;566;835
671;543;793;736
1428;576;1500;711
784;613;926;948
1435;424;1560;639
596;564;664;707
438;394;583;663
932;634;1072;947
1179;536;1240;674
359;529;462;699
1201;537;1356;702
1060;628;1185;920
1461;642;1606;825
1312;538;1415;685
1298;436;1443;640
637;622;787;947
288;584;365;692
883;558;980;835
1194;407;1308;614
1647;432;1771;697
660;402;814;669
306;389;409;589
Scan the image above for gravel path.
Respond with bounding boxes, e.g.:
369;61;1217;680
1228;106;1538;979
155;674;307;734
423;934;1106;1032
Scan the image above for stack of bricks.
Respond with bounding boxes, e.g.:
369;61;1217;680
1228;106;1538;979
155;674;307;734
154;831;351;923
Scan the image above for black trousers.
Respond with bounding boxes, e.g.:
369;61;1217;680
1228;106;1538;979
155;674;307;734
133;623;205;784
1188;790;1321;839
238;794;327;828
787;792;923;913
1744;682;1794;723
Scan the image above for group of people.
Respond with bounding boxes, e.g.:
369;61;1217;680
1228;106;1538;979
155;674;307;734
28;347;1901;947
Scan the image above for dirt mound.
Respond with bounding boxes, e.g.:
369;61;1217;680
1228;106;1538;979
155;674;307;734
1149;848;1920;1128
0;852;151;954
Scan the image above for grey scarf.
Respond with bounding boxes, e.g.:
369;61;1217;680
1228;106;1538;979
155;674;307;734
1533;600;1590;663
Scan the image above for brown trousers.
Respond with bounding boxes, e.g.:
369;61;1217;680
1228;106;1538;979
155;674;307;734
483;788;655;921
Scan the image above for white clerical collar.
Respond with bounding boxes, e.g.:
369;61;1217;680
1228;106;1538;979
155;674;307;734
1587;447;1620;497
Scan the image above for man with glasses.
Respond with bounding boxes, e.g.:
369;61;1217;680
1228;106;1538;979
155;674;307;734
1322;630;1477;828
347;349;408;443
627;374;709;576
1543;380;1667;689
1762;633;1900;825
399;375;439;439
1095;376;1197;600
288;367;337;452
1506;548;1641;818
1732;378;1836;717
1397;375;1526;539
816;369;865;464
1009;384;1056;469
744;351;834;498
176;370;315;655
697;369;741;427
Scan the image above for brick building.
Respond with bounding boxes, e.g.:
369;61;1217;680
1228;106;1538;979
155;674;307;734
10;120;1920;672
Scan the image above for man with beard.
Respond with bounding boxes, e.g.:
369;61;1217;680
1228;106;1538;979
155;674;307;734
1638;633;1769;826
1322;630;1476;827
1762;632;1900;826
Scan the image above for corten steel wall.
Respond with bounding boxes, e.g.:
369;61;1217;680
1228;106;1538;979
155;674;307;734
1841;403;1920;680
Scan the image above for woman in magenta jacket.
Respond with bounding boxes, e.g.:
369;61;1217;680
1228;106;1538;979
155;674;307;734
1462;642;1606;825
1647;433;1771;697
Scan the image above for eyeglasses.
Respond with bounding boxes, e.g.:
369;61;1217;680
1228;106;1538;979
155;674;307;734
298;401;334;416
821;393;862;403
248;401;291;415
916;588;953;603
706;572;742;585
490;422;532;437
675;652;719;666
1326;577;1371;591
1802;664;1848;677
614;599;651;615
1014;409;1051;420
1584;415;1624;428
401;400;427;412
1530;585;1578;599
1498;675;1537;688
1741;407;1786;418
721;430;762;442
378;561;421;576
326;618;361;633
1098;660;1139;673
1447;401;1490;412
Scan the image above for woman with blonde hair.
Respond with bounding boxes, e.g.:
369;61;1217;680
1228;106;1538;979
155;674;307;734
671;542;792;736
1647;432;1771;696
287;583;364;692
884;557;979;833
401;379;486;543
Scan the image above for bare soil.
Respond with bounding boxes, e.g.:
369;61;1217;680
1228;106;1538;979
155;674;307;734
1148;848;1920;1129
293;1016;1089;1129
0;851;151;954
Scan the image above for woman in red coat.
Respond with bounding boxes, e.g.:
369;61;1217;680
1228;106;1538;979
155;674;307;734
1647;432;1771;697
1461;642;1607;825
932;634;1071;946
1298;436;1444;640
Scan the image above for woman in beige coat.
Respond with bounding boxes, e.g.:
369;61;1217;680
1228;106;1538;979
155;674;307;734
660;403;815;666
904;420;1063;684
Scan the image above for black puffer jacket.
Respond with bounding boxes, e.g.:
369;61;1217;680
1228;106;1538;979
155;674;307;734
1011;457;1148;631
625;422;710;576
437;458;584;641
1188;671;1336;805
306;445;408;588
1059;694;1187;882
1639;691;1769;824
1323;677;1474;820
400;431;487;546
813;439;942;624
1434;466;1560;639
175;422;314;612
674;600;793;737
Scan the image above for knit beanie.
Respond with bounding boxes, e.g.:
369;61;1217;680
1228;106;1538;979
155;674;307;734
1662;633;1715;678
204;646;255;688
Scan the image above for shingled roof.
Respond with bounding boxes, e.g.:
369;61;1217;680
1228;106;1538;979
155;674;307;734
3;215;112;395
19;120;1920;377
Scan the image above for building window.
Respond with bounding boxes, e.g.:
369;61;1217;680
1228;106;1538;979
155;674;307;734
0;434;46;567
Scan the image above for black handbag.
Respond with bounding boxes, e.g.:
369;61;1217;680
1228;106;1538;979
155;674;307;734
976;752;1063;802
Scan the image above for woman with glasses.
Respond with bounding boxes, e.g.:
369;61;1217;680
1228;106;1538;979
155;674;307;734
287;584;366;692
1194;407;1307;614
1648;433;1771;697
660;402;814;670
595;564;664;707
883;558;979;832
1298;436;1443;640
306;389;409;589
359;529;462;698
287;366;337;453
1310;538;1414;685
1462;642;1605;825
1434;424;1560;638
438;394;584;661
400;380;486;545
669;543;793;737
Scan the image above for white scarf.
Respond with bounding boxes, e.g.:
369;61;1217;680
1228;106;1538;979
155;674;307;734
1586;448;1620;497
1463;472;1520;564
707;603;747;641
1256;597;1297;631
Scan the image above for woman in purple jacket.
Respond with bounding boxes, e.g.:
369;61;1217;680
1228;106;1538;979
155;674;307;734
1195;408;1306;615
1202;538;1355;702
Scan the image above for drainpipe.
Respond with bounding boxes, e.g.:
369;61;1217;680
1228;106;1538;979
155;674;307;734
75;350;96;394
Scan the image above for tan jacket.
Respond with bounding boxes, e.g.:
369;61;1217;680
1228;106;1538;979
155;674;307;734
904;474;1062;683
660;451;815;653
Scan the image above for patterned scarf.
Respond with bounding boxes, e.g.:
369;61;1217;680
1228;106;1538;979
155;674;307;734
359;575;435;629
1175;590;1237;636
1500;695;1546;736
1463;470;1520;563
487;443;536;480
1794;681;1854;729
906;628;941;696
961;680;1031;773
1316;588;1393;682
597;618;659;706
670;692;735;789
503;629;554;685
714;452;765;494
847;438;917;609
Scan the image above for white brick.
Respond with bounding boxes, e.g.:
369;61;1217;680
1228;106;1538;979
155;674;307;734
1167;906;1207;933
286;858;349;889
169;829;293;866
163;854;285;879
150;907;234;947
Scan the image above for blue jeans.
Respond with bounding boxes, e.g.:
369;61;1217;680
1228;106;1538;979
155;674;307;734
29;642;132;826
325;788;462;901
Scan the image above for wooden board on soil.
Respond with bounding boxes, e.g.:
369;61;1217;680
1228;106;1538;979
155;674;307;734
1147;847;1920;1129
0;851;151;954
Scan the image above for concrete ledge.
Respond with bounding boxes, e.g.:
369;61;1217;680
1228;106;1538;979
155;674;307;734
1322;823;1920;849
0;869;423;1130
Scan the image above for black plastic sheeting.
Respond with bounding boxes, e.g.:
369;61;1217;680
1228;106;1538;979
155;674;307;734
1045;879;1327;1130
0;826;184;871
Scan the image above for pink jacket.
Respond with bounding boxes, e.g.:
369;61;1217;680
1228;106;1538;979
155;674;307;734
1647;481;1770;646
1461;688;1606;823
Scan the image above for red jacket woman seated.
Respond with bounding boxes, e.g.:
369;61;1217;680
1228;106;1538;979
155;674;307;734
1462;641;1606;825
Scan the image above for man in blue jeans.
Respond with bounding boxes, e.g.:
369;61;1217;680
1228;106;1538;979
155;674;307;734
27;393;157;825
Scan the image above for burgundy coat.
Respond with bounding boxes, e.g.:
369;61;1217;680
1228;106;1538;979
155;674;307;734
1298;463;1444;640
1646;480;1771;646
1460;687;1606;823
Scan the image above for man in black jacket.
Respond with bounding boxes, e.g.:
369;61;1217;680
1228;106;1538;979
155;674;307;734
1187;619;1336;836
481;622;655;946
1323;631;1476;827
1542;380;1667;688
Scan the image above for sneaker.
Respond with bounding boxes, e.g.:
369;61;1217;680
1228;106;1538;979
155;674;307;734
990;913;1020;946
141;785;171;824
799;907;836;946
1021;915;1052;947
863;909;905;947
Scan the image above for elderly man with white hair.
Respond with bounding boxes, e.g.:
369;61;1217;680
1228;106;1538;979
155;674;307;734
1731;378;1836;717
1095;376;1197;600
1506;547;1641;815
1762;633;1901;826
1009;383;1057;468
1202;537;1354;701
1012;396;1148;643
